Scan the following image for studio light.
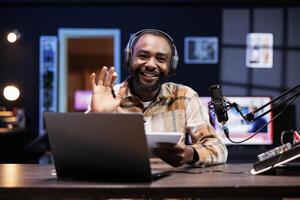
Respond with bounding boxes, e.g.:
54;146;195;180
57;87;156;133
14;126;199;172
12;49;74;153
1;85;25;130
3;85;20;101
7;30;21;43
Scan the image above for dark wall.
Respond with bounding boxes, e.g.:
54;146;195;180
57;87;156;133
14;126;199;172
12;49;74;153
0;2;299;164
0;5;221;140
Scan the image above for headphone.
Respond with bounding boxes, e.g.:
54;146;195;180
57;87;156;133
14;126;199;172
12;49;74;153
124;29;179;75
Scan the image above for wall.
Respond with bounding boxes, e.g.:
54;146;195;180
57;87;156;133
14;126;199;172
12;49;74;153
0;4;221;141
0;2;299;162
221;7;300;133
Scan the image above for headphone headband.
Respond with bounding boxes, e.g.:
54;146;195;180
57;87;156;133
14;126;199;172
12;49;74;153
124;29;179;75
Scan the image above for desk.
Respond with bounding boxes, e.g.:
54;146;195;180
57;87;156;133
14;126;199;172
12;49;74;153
0;127;25;135
0;163;299;199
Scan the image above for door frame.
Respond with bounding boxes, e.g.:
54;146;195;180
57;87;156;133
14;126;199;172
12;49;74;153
58;28;121;112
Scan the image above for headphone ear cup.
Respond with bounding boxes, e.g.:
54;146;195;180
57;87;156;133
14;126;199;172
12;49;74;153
124;47;131;70
170;54;179;75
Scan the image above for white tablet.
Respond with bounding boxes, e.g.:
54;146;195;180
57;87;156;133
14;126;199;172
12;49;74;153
145;132;183;148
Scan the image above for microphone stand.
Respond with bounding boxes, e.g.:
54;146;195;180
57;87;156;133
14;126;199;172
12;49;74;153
209;84;300;174
231;83;300;123
244;84;300;175
209;83;300;144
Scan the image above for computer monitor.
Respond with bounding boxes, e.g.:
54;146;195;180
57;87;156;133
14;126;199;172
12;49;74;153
74;90;92;111
199;96;273;145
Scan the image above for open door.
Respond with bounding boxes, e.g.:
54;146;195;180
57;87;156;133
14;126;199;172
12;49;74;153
58;28;121;112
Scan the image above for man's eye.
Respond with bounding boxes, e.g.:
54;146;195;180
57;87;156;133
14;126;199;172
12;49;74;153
157;57;167;63
138;54;147;59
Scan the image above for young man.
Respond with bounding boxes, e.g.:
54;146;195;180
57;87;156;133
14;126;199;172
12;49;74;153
89;29;227;167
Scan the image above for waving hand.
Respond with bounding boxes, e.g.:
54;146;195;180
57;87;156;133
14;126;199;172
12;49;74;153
90;66;127;113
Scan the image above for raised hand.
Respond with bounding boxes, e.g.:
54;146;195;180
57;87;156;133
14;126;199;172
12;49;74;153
90;66;127;113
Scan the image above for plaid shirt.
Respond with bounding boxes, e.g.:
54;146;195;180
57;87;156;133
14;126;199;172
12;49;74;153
114;82;228;166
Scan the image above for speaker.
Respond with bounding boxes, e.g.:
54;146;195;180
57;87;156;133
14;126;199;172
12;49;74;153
124;29;179;75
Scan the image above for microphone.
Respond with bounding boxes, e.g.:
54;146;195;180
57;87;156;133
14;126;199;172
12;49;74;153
209;85;229;137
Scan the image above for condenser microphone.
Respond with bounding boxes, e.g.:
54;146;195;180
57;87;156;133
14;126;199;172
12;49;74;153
209;85;229;137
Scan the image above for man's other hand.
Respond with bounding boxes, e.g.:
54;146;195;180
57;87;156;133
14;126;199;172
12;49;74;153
151;142;195;167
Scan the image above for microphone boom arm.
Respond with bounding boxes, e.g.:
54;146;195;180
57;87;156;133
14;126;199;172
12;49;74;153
208;83;299;144
233;84;300;123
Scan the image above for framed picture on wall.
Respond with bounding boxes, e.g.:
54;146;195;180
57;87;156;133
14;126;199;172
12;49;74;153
184;37;218;64
246;33;273;68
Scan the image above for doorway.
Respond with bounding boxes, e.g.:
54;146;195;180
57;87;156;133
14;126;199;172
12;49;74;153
58;28;121;112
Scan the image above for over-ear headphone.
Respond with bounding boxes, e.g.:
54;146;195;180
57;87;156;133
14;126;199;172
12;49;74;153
124;29;179;75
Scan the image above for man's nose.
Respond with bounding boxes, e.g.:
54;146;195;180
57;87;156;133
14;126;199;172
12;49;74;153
145;58;157;69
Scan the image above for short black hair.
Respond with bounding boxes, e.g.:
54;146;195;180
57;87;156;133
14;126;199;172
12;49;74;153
131;31;174;55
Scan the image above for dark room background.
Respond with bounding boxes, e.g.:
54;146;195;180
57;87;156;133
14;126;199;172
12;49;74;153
0;0;299;163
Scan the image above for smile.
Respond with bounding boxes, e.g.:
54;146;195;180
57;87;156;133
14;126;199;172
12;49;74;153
140;71;159;77
139;71;160;83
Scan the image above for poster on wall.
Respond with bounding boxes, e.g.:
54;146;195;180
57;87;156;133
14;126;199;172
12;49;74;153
184;37;218;64
39;36;58;135
246;33;273;68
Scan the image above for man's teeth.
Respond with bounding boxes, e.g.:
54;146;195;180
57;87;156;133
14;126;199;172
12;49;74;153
142;72;157;77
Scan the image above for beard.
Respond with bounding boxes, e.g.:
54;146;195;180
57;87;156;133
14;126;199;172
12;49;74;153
129;68;168;94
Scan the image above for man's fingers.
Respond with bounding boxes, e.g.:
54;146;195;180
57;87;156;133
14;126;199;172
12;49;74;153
155;143;184;153
156;142;177;148
90;73;96;88
104;67;115;86
97;66;107;85
110;72;117;89
152;146;183;154
151;150;183;167
116;81;128;100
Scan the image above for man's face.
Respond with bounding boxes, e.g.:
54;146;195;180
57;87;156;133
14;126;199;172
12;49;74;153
130;34;172;93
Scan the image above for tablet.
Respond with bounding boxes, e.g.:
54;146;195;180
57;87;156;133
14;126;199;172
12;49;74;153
146;132;183;148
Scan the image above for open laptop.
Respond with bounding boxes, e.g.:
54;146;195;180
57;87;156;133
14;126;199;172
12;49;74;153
44;112;170;182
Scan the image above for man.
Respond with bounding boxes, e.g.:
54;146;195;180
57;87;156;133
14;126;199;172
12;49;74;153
89;29;227;167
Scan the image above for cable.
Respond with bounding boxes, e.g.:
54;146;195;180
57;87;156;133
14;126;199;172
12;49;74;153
280;130;294;145
225;96;298;144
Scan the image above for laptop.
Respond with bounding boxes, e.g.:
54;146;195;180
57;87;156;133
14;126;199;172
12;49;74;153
44;112;170;182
